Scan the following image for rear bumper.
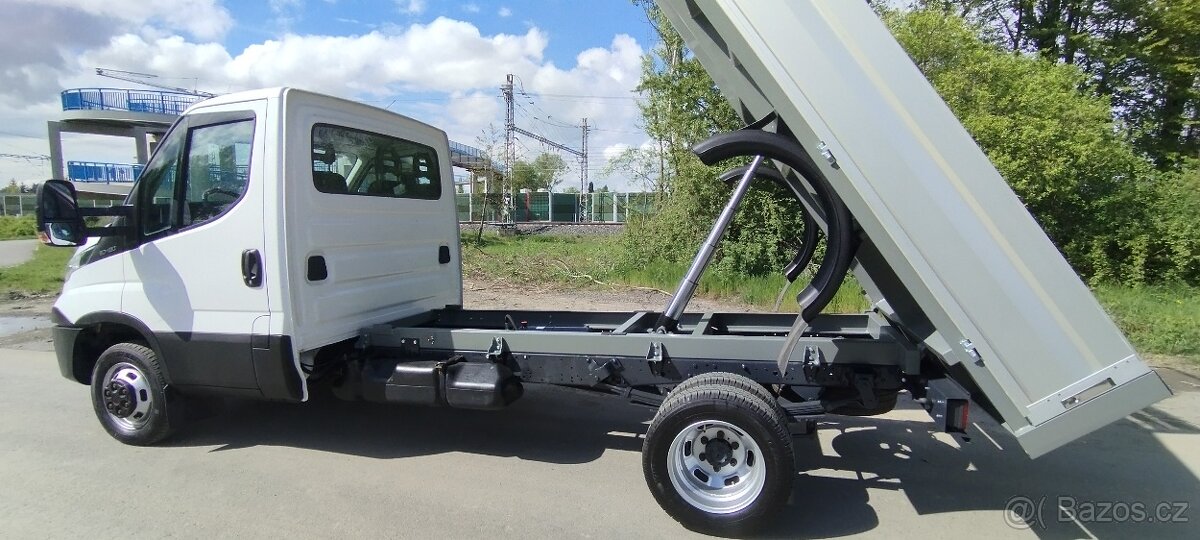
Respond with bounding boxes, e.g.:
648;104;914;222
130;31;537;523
51;325;84;383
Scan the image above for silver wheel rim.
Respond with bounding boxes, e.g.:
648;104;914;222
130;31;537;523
665;420;767;514
101;362;154;430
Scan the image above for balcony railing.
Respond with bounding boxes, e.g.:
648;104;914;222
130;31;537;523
67;161;145;183
61;88;205;116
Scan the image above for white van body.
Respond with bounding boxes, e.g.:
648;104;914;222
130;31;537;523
52;88;463;400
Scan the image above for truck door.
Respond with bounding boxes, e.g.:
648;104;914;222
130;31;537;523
122;99;271;392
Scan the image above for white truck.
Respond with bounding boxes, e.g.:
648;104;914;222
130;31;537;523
35;1;1171;535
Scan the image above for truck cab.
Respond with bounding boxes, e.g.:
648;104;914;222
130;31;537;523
46;88;463;403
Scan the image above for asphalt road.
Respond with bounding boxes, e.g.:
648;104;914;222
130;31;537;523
0;239;37;267
2;348;1198;539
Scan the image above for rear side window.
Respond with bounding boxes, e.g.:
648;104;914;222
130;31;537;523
311;124;441;200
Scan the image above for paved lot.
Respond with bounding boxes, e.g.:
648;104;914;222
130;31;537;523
0;239;37;267
1;348;1197;538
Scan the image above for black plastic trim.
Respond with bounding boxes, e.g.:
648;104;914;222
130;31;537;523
51;326;83;382
253;335;304;401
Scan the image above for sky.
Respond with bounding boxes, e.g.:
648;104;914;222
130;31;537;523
0;0;659;190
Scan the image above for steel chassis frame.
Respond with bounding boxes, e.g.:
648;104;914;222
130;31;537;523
360;308;919;415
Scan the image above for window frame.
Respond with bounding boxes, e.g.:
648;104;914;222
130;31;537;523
310;123;443;201
132;110;258;243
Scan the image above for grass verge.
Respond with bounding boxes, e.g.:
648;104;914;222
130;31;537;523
1094;283;1200;361
463;232;1199;364
461;232;868;312
0;244;73;298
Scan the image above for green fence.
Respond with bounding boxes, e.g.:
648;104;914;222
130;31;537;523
455;191;660;223
1;195;118;216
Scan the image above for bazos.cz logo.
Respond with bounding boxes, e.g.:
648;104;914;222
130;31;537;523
1004;495;1189;530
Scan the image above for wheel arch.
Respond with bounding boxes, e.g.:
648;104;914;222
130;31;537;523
58;310;170;385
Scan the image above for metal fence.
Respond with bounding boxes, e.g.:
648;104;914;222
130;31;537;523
455;191;659;223
67;161;145;183
61;88;204;116
1;194;118;217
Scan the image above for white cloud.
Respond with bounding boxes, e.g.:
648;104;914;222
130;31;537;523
462;3;481;14
20;0;234;41
397;0;426;15
498;6;513;18
0;12;649;190
603;143;632;161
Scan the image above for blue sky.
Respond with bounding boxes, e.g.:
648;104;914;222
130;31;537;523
229;1;655;68
0;0;659;190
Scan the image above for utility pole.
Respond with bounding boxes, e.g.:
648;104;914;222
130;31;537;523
580;118;589;194
502;74;516;223
501;73;590;219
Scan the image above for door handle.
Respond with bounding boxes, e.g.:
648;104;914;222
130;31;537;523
241;249;263;287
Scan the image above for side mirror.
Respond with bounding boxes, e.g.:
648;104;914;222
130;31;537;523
36;180;86;247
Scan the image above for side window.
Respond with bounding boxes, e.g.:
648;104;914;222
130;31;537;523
137;117;254;238
138;128;185;236
311;123;441;200
182;120;254;227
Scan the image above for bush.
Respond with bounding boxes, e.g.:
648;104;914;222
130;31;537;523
886;9;1163;284
0;215;36;240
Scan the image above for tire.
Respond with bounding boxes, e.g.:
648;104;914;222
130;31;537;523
642;378;795;536
90;342;181;445
669;372;779;412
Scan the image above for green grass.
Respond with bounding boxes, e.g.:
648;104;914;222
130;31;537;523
1094;283;1200;361
0;215;36;240
463;232;1200;364
0;244;73;297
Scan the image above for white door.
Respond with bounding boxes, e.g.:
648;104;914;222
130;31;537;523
122;100;270;391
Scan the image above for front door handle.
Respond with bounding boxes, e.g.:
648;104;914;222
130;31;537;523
241;249;263;287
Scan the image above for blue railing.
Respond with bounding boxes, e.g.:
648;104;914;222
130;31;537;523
61;88;205;116
67;161;145;183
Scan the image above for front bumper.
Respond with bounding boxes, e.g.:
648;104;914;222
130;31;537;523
51;325;84;383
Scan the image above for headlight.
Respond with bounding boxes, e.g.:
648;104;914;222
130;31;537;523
63;239;98;283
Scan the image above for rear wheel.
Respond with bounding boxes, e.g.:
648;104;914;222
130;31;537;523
643;376;794;535
91;343;181;445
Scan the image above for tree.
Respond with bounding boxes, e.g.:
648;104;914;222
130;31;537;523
511;152;567;191
1;180;21;194
619;1;808;276
888;8;1160;282
921;0;1200;168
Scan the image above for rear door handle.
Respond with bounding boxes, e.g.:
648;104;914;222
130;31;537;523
241;249;263;287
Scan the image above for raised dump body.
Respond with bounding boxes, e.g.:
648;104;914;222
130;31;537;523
655;0;1171;457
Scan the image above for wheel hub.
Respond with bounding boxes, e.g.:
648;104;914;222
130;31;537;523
666;420;766;514
700;434;729;468
100;363;154;430
103;380;137;417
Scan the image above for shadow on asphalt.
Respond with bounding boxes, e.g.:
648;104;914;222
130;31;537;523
172;385;1200;539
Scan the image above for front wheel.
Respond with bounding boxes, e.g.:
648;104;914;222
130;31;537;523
642;378;795;536
91;343;181;445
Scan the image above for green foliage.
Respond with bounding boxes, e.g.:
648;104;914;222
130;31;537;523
887;9;1200;284
512;153;567;192
1139;162;1200;282
618;2;806;277
925;0;1200;168
0;216;36;240
1095;282;1200;359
